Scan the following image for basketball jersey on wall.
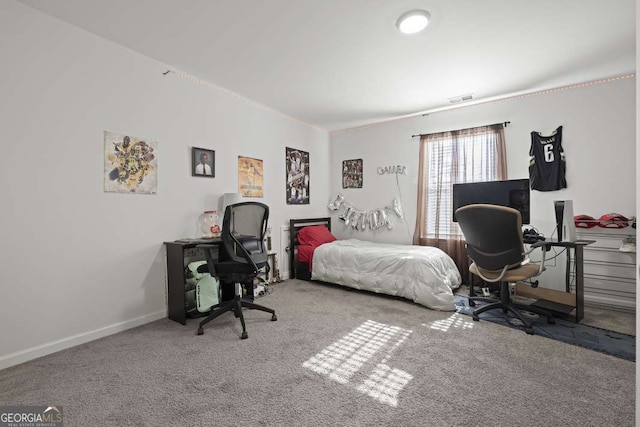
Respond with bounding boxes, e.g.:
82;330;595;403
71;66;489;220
529;126;566;191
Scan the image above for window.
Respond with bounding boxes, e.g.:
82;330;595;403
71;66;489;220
414;124;507;266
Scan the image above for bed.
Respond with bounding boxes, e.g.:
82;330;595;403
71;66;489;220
289;218;462;311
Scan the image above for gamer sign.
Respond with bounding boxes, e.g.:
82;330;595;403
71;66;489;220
377;165;407;175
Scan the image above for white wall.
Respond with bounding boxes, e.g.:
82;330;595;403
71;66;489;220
330;77;636;291
0;1;329;369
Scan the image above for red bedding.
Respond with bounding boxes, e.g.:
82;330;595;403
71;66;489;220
298;244;315;264
296;225;336;271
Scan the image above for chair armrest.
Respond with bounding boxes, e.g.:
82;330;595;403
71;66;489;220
474;264;509;283
524;241;549;276
196;244;218;276
229;235;261;274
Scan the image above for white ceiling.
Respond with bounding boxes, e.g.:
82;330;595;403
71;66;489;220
18;0;636;132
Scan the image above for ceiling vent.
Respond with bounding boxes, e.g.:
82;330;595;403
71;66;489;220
448;94;474;104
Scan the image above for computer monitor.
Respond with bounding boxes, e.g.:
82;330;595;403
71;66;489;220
452;179;530;224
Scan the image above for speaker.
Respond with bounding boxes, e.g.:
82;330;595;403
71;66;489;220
554;200;576;242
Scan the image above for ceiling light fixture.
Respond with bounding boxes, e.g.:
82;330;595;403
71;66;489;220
396;10;431;34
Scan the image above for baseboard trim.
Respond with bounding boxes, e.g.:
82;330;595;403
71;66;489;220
0;310;166;371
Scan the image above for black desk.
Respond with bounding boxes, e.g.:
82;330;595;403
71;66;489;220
517;239;595;322
164;237;260;325
165;239;222;325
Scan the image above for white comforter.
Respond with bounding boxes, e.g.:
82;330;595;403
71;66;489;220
311;239;461;311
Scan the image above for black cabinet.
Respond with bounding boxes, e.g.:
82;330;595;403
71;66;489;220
164;240;220;325
164;239;256;325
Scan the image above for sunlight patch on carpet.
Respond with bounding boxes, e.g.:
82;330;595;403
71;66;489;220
426;313;474;332
355;363;413;407
303;320;413;407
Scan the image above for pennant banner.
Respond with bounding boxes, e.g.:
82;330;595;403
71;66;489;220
327;193;403;231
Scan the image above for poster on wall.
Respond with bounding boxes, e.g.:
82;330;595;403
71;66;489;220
286;147;309;204
342;159;363;188
104;131;157;194
238;156;263;197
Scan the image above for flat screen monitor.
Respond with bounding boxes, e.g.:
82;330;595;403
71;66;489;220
452;179;530;224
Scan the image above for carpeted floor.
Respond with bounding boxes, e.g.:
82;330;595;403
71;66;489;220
0;279;635;426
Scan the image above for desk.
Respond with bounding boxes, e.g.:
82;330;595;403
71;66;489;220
165;239;222;325
516;239;595;322
165;237;263;325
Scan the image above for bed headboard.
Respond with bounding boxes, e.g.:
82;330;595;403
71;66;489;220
288;217;331;279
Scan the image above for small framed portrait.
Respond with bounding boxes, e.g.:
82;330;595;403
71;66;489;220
192;147;215;177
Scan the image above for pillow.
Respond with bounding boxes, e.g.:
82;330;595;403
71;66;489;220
297;225;336;247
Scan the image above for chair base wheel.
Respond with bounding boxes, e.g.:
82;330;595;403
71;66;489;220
525;328;534;335
241;331;248;339
468;300;476;307
271;314;277;321
197;327;204;335
472;314;479;322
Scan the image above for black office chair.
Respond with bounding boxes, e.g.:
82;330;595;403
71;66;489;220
455;204;554;335
197;202;277;339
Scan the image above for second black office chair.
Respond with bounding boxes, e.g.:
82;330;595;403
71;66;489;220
197;202;277;339
456;204;555;335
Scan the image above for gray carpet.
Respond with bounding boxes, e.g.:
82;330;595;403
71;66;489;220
0;280;635;426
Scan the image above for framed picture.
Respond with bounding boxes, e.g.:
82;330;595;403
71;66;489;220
238;156;263;197
192;147;215;177
342;159;363;188
286;147;310;204
104;131;158;194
